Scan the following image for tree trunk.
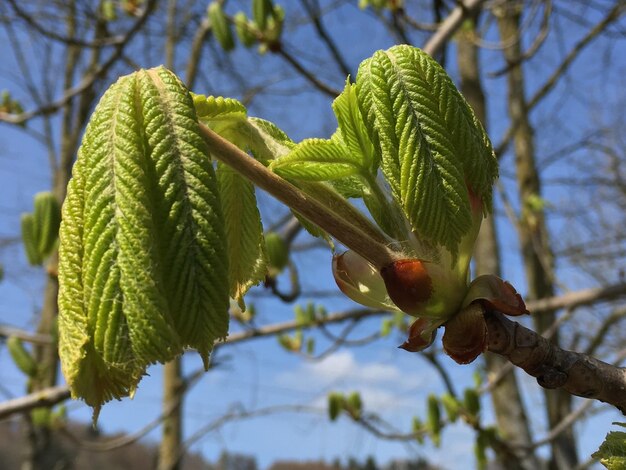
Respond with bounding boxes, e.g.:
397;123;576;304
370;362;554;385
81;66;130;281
159;4;186;467
457;15;541;470
495;2;578;468
158;358;184;470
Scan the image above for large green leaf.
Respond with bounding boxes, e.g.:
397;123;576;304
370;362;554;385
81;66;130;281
217;162;266;307
356;45;497;254
58;67;229;409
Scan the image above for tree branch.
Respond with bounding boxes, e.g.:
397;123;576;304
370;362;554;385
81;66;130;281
0;386;70;420
3;280;626;420
0;0;157;126
486;310;626;414
198;123;398;269
422;0;486;57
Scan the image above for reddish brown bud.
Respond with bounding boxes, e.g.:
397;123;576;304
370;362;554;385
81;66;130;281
442;303;487;364
380;259;432;316
399;317;437;352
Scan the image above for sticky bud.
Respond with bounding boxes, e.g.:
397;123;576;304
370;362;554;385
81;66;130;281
332;251;398;311
380;259;432;316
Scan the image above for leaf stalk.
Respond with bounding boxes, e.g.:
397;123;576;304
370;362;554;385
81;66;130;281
199;123;398;269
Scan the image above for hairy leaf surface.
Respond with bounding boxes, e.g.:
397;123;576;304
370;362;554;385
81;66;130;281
271;139;361;181
58;67;229;409
217;162;266;307
356;45;497;254
332;80;377;171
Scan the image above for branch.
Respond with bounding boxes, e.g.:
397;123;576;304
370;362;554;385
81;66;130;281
0;325;54;345
486;310;626;414
0;386;70;420
2;281;625;420
0;0;157;126
422;0;486;57
5;0;139;48
198;123;398;269
493;2;625;157
525;282;626;313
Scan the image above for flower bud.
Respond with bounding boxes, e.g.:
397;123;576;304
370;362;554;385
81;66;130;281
332;251;399;311
380;259;432;316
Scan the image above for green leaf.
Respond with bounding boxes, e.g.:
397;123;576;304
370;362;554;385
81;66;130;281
271;139;361;181
192;94;246;121
208;2;235;51
253;0;273;31
426;394;442;447
58;67;230;410
245;117;295;160
264;231;289;274
21;213;42;265
217;162;266;308
594;430;626;469
356;45;497;254
34;192;61;259
332;79;377;171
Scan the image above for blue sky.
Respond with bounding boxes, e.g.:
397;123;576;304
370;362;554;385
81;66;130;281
1;1;625;468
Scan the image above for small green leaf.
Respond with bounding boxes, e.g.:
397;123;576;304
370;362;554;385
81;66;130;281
594;430;626;469
217;163;266;308
356;45;497;255
264;231;289;275
463;388;481;418
21;213;42;265
234;12;257;47
328;392;345;421
440;393;460;422
33;192;61;259
412;417;425;444
426;394;442;447
208;2;235;51
192;94;246;120
332;79;377;171
346;392;363;419
7;336;38;378
271;139;361;181
253;0;273;31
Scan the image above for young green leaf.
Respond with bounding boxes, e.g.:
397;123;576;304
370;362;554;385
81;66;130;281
264;231;289;275
270;139;361;181
332;79;377;171
193;94;247;121
426;394;442;447
217;162;266;308
21;213;42;266
58;67;229;410
253;0;273;31
208;2;235;51
6;336;38;378
33;192;61;259
356;45;497;255
234;12;257;47
594;430;626;469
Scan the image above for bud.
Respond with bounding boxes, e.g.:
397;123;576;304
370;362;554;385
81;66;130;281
380;259;431;315
332;250;399;311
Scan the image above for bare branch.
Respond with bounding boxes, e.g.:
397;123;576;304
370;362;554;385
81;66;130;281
0;0;158;126
0;386;70;420
526;282;626;313
423;0;486;57
486;310;626;414
0;325;54;345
